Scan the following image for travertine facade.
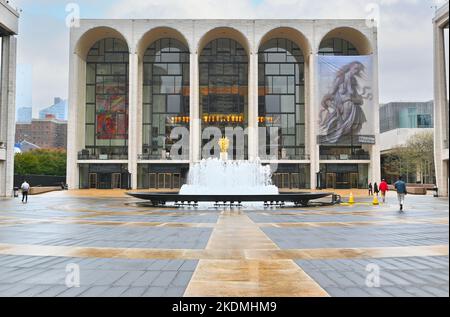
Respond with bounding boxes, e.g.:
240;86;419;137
67;19;380;190
433;2;449;197
0;0;19;197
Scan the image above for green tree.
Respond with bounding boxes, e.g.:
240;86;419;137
382;131;435;184
14;149;67;176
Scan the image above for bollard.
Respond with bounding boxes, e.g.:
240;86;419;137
372;194;379;206
348;192;355;204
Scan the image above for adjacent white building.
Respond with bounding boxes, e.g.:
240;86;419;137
433;2;449;197
67;19;381;190
0;0;19;197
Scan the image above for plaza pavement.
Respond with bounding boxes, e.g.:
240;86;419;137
0;190;448;297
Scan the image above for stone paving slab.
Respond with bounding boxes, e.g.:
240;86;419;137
0;255;198;297
263;223;449;249
295;256;449;297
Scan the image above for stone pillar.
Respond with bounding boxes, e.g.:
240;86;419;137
190;52;201;162
67;53;85;190
308;52;319;190
0;36;17;197
128;52;139;189
248;51;258;160
370;29;381;184
434;20;449;197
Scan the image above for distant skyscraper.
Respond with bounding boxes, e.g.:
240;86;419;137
16;106;32;123
39;97;68;121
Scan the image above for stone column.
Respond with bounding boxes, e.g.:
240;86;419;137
370;29;381;184
248;51;258;160
308;51;319;189
67;53;85;190
434;21;449;197
190;52;201;162
128;52;139;189
0;36;17;197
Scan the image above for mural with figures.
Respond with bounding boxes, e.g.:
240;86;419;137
317;55;374;145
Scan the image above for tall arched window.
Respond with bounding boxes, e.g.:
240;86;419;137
199;38;248;159
142;38;190;159
258;38;305;160
85;38;129;159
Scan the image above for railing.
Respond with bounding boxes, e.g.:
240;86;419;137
320;154;370;161
77;153;128;160
138;154;189;161
260;154;311;161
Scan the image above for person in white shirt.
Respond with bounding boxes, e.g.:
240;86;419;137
20;181;30;204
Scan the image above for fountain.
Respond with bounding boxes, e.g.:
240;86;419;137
127;137;336;207
180;137;278;195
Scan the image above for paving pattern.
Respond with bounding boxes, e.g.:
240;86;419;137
0;191;448;297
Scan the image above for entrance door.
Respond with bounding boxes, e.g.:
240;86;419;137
112;173;122;189
149;173;157;189
350;173;359;189
89;173;97;189
325;173;336;189
336;173;350;189
163;173;172;189
98;173;112;189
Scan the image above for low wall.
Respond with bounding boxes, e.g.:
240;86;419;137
29;187;61;195
15;175;66;188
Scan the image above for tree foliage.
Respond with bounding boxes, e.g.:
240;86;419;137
15;149;67;176
382;131;435;184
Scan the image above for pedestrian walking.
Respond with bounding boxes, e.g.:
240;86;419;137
368;182;373;196
20;180;30;204
379;179;389;203
374;182;379;196
394;176;407;212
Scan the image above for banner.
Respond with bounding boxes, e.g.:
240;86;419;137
317;55;374;145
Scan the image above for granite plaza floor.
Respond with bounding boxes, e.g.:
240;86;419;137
0;190;448;297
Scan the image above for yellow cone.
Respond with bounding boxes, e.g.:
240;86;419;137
348;192;355;204
372;194;379;206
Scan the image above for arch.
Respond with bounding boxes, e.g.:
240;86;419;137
75;26;129;60
137;27;190;59
197;27;250;55
318;27;372;55
258;27;312;59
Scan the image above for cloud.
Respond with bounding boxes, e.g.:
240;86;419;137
13;0;448;112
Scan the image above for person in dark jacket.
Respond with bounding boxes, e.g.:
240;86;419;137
374;182;379;196
394;176;407;212
368;182;373;196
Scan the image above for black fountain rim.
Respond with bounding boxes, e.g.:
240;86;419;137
126;191;338;207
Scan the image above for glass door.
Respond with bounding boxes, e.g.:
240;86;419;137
89;173;97;189
336;173;350;189
350;173;359;189
325;173;336;189
112;173;122;189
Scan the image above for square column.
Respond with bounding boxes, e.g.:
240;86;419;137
248;52;258;160
370;29;381;184
0;36;17;197
308;52;319;189
67;53;85;190
190;52;201;162
128;52;139;189
434;14;449;197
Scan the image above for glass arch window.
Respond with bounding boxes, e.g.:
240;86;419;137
319;38;359;55
85;38;129;160
199;38;248;159
258;38;306;160
142;38;190;160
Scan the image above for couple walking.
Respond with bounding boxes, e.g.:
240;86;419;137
368;177;407;211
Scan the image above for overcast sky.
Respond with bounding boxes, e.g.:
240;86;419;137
9;0;449;115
